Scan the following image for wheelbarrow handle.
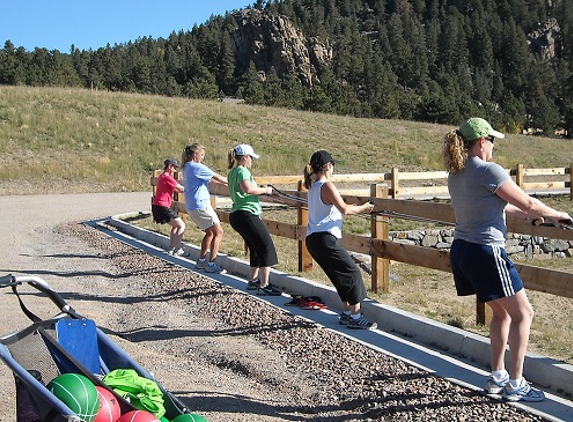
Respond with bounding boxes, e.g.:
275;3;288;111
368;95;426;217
0;274;80;321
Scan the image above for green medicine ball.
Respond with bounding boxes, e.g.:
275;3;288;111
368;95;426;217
48;373;100;422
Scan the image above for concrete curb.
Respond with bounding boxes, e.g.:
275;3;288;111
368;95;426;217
108;212;573;398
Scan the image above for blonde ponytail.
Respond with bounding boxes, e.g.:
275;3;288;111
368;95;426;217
442;130;469;174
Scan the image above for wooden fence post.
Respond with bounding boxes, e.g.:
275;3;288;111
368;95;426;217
370;184;390;293
515;163;524;188
477;157;501;325
570;163;573;200
476;301;492;326
297;180;313;272
152;170;161;204
174;171;184;217
391;167;399;199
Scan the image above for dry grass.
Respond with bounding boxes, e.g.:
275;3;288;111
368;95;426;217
2;85;573;194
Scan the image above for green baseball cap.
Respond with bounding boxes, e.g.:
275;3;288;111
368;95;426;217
459;117;505;141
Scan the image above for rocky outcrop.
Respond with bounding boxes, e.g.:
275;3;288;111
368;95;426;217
528;18;561;61
230;9;562;87
231;9;331;87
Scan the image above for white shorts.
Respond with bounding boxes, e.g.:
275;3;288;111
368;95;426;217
188;205;220;231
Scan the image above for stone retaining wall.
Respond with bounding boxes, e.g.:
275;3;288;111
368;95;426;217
390;229;573;259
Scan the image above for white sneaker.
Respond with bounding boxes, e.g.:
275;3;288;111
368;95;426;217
205;262;224;273
485;374;509;394
169;248;189;257
502;379;545;402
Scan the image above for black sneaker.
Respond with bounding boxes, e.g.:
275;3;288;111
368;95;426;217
339;313;352;325
347;314;377;330
247;279;260;290
257;284;282;296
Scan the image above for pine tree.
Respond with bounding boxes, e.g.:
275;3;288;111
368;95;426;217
217;33;236;95
525;60;560;134
386;11;412;88
0;41;17;84
237;61;265;104
498;18;530;98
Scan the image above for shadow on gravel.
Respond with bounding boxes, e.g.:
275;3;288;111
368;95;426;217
0;267;120;279
173;390;490;421
0;266;182;280
20;250;144;260
62;286;247;306
358;392;493;420
174;392;373;421
20;252;107;259
107;321;304;343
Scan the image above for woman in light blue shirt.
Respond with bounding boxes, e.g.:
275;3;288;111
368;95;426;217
182;143;227;273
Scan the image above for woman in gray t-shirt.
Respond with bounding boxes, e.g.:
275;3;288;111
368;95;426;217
442;117;571;403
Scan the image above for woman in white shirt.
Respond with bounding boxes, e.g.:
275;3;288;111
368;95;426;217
303;150;376;330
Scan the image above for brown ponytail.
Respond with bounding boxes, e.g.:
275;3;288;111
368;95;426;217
303;164;314;189
227;148;237;169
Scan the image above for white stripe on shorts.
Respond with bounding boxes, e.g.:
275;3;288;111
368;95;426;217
492;245;514;297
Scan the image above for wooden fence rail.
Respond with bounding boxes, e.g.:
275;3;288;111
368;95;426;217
256;164;572;199
152;165;573;324
151;164;573;199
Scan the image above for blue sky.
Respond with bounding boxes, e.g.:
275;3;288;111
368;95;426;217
0;1;252;52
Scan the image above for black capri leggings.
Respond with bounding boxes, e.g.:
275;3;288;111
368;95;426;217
229;210;278;268
306;231;366;306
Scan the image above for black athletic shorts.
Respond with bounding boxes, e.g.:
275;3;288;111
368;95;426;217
152;205;179;224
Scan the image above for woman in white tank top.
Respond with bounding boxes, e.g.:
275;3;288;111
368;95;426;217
303;150;376;330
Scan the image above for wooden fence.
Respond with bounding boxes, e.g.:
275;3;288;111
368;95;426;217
152;165;573;324
319;164;573;199
388;164;573;199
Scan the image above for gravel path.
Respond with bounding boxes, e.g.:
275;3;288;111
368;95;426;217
0;193;548;421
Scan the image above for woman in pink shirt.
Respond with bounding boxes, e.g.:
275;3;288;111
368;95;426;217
152;158;188;256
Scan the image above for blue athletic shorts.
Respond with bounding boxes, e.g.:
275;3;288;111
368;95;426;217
450;238;524;303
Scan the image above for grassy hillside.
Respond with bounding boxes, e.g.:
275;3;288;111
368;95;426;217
2;85;573;195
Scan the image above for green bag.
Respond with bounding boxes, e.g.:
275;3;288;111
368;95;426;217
103;369;166;418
